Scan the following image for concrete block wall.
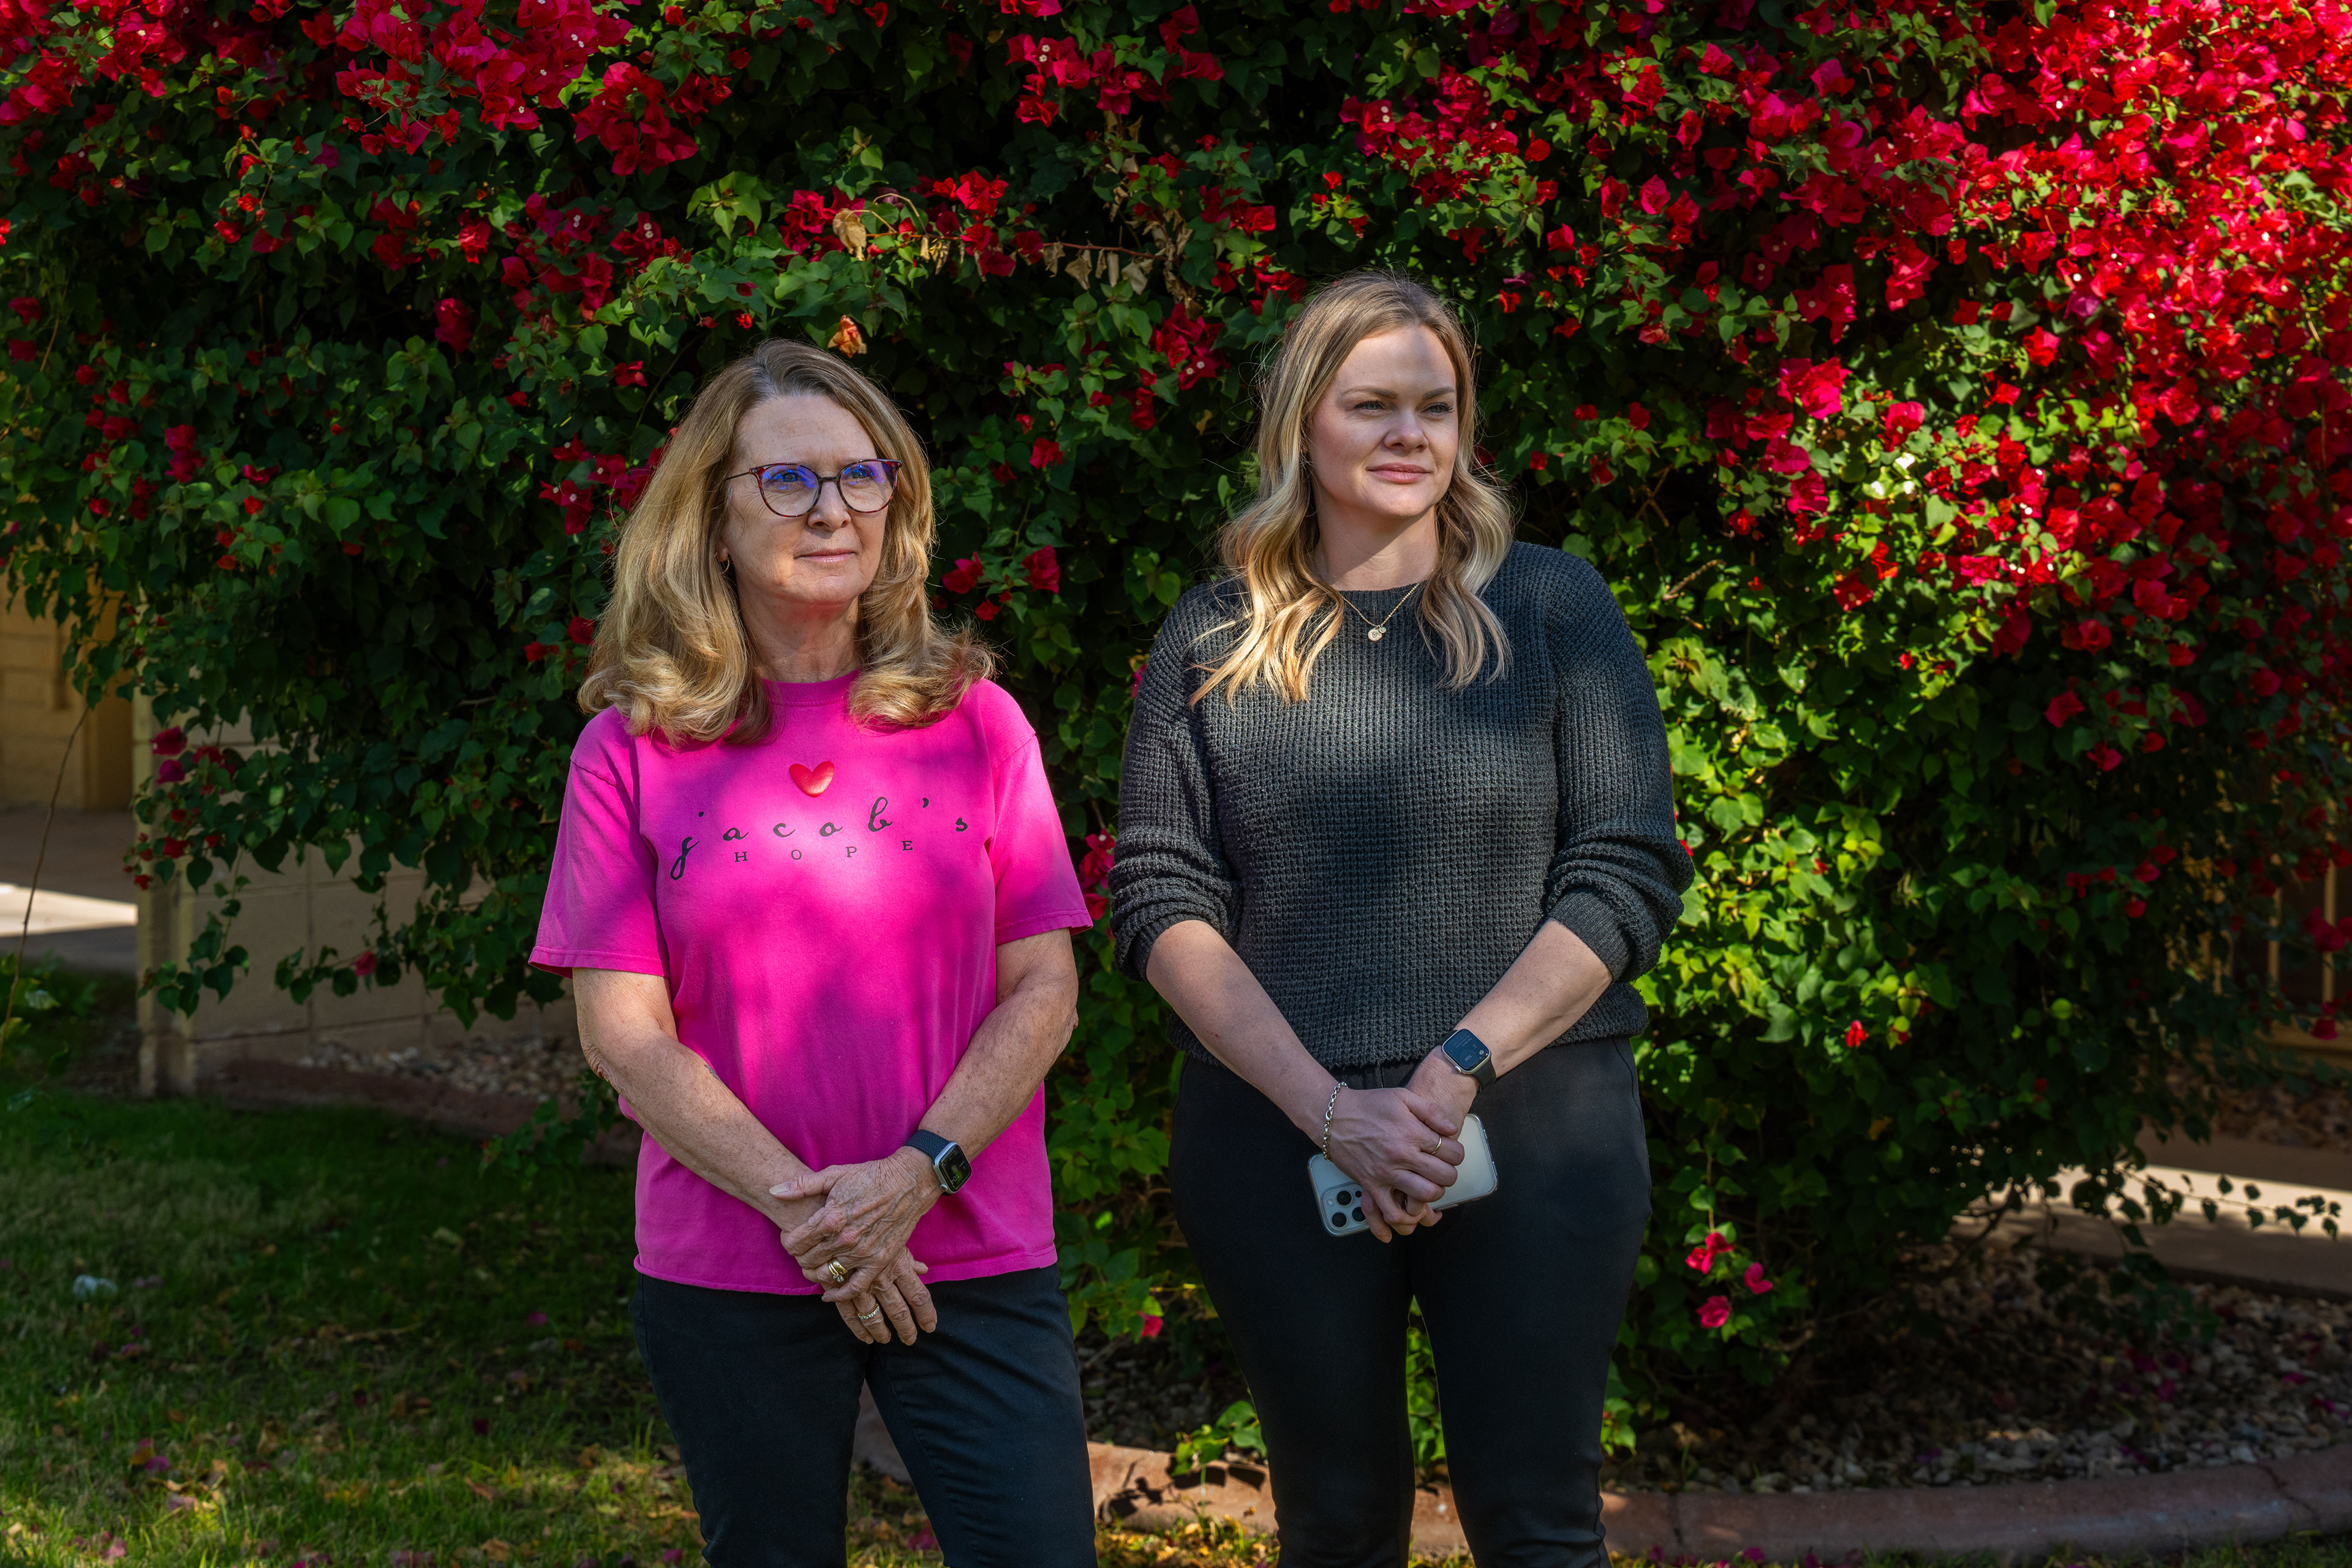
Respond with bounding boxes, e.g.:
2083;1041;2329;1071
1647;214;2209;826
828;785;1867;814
131;698;573;1095
1;590;132;810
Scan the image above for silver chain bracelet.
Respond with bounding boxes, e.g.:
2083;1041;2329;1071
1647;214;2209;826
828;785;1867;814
1319;1083;1344;1156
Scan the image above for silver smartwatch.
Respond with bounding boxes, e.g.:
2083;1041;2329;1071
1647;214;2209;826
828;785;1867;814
1439;1027;1496;1088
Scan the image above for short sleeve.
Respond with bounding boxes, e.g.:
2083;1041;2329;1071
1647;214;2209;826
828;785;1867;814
530;752;668;978
983;707;1090;947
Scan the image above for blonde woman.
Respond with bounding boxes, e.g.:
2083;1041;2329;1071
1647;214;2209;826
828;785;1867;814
1110;271;1691;1567
532;339;1098;1566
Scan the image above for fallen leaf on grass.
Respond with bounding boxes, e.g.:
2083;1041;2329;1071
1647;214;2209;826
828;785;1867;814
481;1540;514;1562
467;1480;496;1501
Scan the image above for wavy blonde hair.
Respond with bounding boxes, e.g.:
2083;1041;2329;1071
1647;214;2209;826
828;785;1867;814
1193;270;1513;704
580;339;990;744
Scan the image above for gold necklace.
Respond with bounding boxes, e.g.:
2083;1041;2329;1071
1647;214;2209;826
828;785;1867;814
1332;580;1424;643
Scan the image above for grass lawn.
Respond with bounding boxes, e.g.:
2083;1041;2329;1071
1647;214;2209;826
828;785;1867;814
0;1088;2346;1568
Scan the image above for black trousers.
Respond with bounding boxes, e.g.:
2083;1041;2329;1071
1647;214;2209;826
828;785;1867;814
1172;1042;1649;1568
631;1265;1096;1568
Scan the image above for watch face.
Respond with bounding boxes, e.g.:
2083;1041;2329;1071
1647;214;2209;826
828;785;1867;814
938;1145;973;1194
1444;1031;1490;1073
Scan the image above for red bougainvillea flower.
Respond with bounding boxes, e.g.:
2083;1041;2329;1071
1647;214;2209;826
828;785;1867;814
1030;438;1064;469
2087;744;2123;772
1684;1230;1730;1273
524;642;550;663
1139;1314;1163;1337
353;950;378;978
1698;1296;1731;1330
943;557;982;595
1842;1020;1868;1049
1744;1262;1773;1295
150;726;187;758
434;299;474;355
1777;358;1847;419
1024;546;1060;592
2045;691;2084;726
567;616;595;646
1880;401;1924;449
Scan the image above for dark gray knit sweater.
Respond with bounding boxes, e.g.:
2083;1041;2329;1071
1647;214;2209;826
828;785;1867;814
1108;541;1693;1069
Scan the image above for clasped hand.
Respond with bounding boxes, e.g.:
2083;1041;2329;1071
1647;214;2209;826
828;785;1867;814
1324;1063;1474;1243
771;1148;943;1344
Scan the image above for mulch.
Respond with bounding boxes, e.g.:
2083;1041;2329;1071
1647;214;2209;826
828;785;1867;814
1602;1239;2347;1496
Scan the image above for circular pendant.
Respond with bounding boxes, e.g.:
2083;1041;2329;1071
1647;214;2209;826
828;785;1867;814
1366;626;1385;641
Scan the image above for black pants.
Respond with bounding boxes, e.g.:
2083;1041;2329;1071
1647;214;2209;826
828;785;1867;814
631;1265;1096;1568
1172;1042;1649;1568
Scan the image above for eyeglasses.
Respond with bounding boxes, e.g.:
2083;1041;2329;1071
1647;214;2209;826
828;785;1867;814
729;459;902;518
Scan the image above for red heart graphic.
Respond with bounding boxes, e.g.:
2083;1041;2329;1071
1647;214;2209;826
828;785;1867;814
790;760;835;797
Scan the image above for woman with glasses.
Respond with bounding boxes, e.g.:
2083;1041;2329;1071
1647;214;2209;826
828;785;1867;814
1110;271;1691;1566
532;339;1098;1566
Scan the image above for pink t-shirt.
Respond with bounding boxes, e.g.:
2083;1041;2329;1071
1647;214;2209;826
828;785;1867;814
530;671;1090;1295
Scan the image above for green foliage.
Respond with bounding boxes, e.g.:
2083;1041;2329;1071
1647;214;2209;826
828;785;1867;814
480;1069;623;1182
1;0;2347;1429
0;954;105;1079
1170;1398;1263;1478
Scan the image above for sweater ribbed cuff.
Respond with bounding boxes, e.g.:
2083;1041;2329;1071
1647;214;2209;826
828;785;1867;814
1547;889;1632;982
1116;911;1191;981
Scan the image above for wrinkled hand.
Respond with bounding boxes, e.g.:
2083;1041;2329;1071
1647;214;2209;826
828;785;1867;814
773;1149;941;1301
1324;1085;1463;1243
1403;1052;1478;1140
834;1250;938;1346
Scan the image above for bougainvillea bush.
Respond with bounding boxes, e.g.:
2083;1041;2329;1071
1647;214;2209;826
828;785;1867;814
4;0;2351;1423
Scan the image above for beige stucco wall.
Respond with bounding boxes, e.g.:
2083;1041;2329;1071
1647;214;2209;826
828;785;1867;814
1;590;132;810
127;699;573;1095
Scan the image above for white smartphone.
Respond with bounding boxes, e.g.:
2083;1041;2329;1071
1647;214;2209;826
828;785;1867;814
1308;1113;1498;1237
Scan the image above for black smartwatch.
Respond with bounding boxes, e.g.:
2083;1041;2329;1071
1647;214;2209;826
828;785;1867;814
1439;1027;1496;1089
903;1129;972;1196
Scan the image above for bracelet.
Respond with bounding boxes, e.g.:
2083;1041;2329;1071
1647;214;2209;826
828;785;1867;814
1319;1083;1344;1156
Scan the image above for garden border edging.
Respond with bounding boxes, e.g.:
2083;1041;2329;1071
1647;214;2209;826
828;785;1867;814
1082;1441;2352;1559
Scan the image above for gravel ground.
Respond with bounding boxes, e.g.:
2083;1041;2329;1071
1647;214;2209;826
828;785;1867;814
1074;1329;1256;1455
1076;1242;2346;1491
2209;1076;2352;1156
297;1032;584;1102
1601;1241;2347;1494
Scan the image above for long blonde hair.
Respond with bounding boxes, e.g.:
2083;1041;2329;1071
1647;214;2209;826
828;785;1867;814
1191;270;1514;705
580;339;991;744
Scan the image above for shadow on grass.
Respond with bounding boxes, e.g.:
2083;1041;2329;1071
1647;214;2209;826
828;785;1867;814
1;1091;2344;1568
0;1090;960;1567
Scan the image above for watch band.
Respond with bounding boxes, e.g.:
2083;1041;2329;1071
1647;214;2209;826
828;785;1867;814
902;1128;971;1195
1440;1027;1496;1088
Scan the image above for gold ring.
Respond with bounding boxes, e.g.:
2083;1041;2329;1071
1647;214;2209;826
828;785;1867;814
824;1259;850;1286
857;1306;882;1322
